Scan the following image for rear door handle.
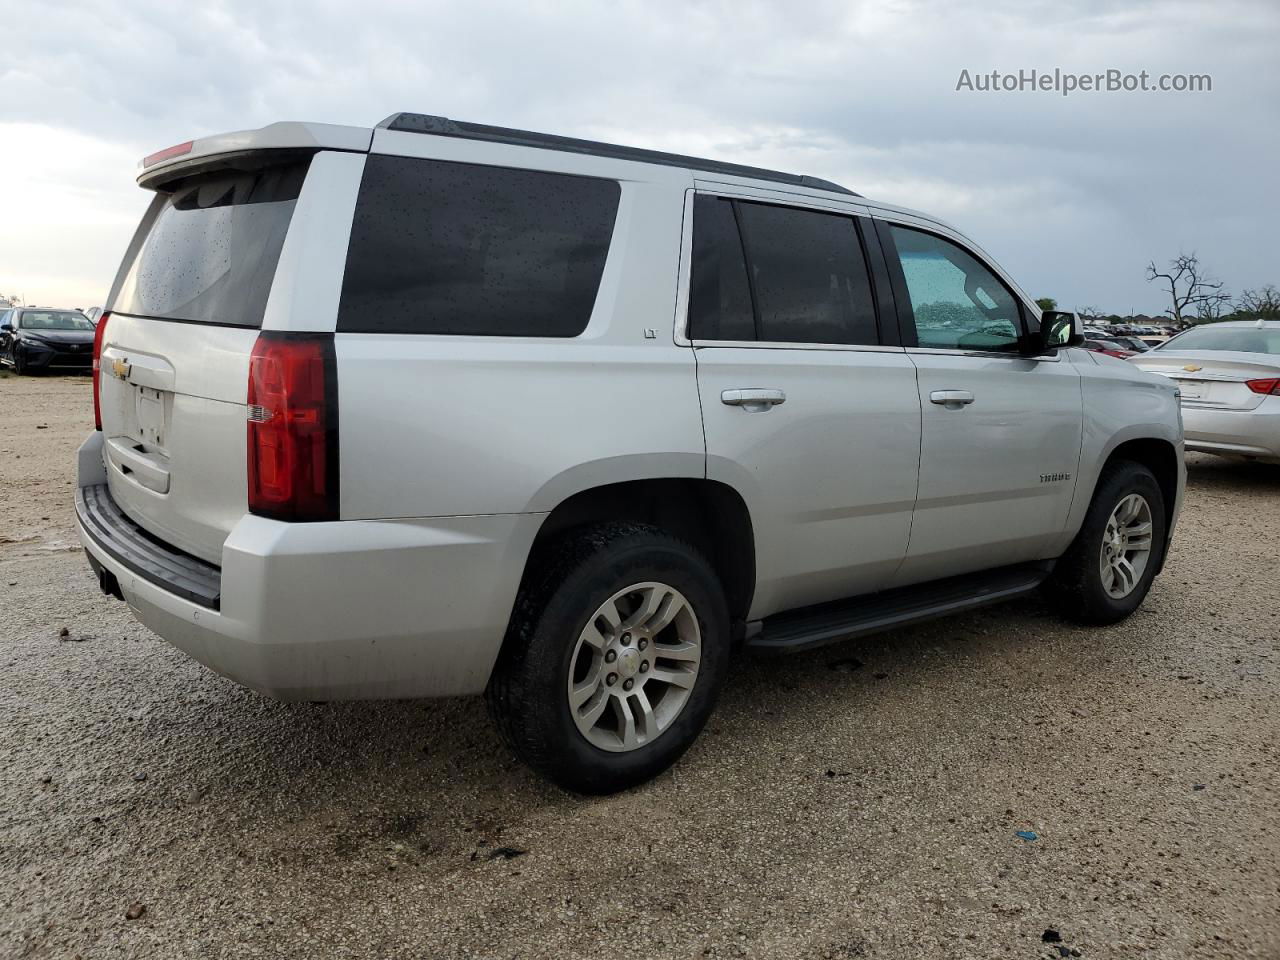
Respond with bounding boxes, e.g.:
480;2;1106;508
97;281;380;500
721;388;786;410
929;389;975;406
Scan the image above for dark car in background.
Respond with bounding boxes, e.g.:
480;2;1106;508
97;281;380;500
0;308;96;374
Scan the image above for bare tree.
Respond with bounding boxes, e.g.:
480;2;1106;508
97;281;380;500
1195;296;1230;324
1236;284;1280;320
1145;253;1231;325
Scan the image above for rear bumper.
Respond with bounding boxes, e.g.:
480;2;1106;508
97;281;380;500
74;432;542;700
1182;402;1280;463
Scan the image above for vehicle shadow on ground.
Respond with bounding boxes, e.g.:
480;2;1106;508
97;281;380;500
118;455;1251;827
152;586;1074;823
1183;452;1280;492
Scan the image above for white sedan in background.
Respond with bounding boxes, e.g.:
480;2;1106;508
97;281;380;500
1130;320;1280;464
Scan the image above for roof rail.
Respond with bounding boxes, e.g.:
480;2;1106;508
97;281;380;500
376;113;858;197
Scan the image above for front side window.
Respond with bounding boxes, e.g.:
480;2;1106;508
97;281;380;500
687;196;879;346
338;156;620;337
888;226;1023;352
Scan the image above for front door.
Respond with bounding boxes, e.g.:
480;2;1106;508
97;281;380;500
876;221;1084;586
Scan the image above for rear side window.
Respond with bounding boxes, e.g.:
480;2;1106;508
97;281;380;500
338;156;620;337
112;160;308;328
687;196;880;346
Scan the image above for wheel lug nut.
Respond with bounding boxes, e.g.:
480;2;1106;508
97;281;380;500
620;632;631;645
604;650;616;663
606;673;618;686
639;661;649;673
637;638;648;650
623;678;634;691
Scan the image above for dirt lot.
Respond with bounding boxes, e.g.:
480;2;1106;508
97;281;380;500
1;372;1277;960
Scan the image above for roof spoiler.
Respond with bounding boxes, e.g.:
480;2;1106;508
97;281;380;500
377;112;859;197
137;121;373;190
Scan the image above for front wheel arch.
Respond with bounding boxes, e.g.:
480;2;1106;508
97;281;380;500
1090;437;1180;572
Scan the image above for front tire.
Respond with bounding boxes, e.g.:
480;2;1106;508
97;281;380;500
1045;461;1167;624
486;522;730;794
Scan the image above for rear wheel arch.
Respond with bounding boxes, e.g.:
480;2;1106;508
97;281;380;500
517;478;756;634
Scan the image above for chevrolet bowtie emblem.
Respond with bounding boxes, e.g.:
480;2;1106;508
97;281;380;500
1182;364;1202;373
111;357;132;380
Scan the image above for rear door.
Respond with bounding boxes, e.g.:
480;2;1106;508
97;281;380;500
689;192;922;619
98;157;312;563
875;220;1083;586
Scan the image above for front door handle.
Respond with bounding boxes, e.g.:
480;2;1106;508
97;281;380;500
721;388;786;410
929;389;975;407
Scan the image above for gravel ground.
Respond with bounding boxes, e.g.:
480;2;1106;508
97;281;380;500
1;372;1277;960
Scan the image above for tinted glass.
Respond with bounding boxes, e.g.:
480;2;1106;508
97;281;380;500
338;156;620;337
1160;325;1280;355
687;196;755;341
112;161;307;327
737;202;878;346
17;311;94;331
890;226;1022;351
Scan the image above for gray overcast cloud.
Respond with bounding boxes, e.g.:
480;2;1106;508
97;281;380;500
1;0;1276;312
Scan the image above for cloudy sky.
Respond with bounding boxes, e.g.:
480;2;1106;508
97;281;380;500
1;0;1276;314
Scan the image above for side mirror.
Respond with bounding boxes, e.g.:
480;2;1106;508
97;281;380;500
0;323;12;332
1032;310;1085;353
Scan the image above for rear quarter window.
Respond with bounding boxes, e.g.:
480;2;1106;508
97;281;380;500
337;156;620;337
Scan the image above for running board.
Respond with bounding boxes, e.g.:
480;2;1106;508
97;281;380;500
748;562;1051;654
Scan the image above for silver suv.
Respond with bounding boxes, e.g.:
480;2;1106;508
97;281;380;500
76;114;1185;793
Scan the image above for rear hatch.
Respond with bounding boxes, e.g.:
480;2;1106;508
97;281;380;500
1129;350;1280;411
99;158;309;564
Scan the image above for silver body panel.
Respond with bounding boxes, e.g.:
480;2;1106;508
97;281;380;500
77;118;1186;699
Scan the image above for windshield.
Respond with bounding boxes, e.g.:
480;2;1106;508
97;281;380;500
20;311;94;331
1160;326;1280;355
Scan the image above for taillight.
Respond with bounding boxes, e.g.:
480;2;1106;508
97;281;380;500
1246;378;1280;396
92;312;110;430
246;333;339;522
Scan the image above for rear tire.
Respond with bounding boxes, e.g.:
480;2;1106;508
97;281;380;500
486;522;730;794
1045;461;1167;624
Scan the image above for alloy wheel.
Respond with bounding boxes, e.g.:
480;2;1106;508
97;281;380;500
1099;493;1154;599
566;581;701;753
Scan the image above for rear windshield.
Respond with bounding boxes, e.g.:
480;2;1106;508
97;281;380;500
19;311;93;331
111;160;309;328
1160;325;1280;355
337;155;619;337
